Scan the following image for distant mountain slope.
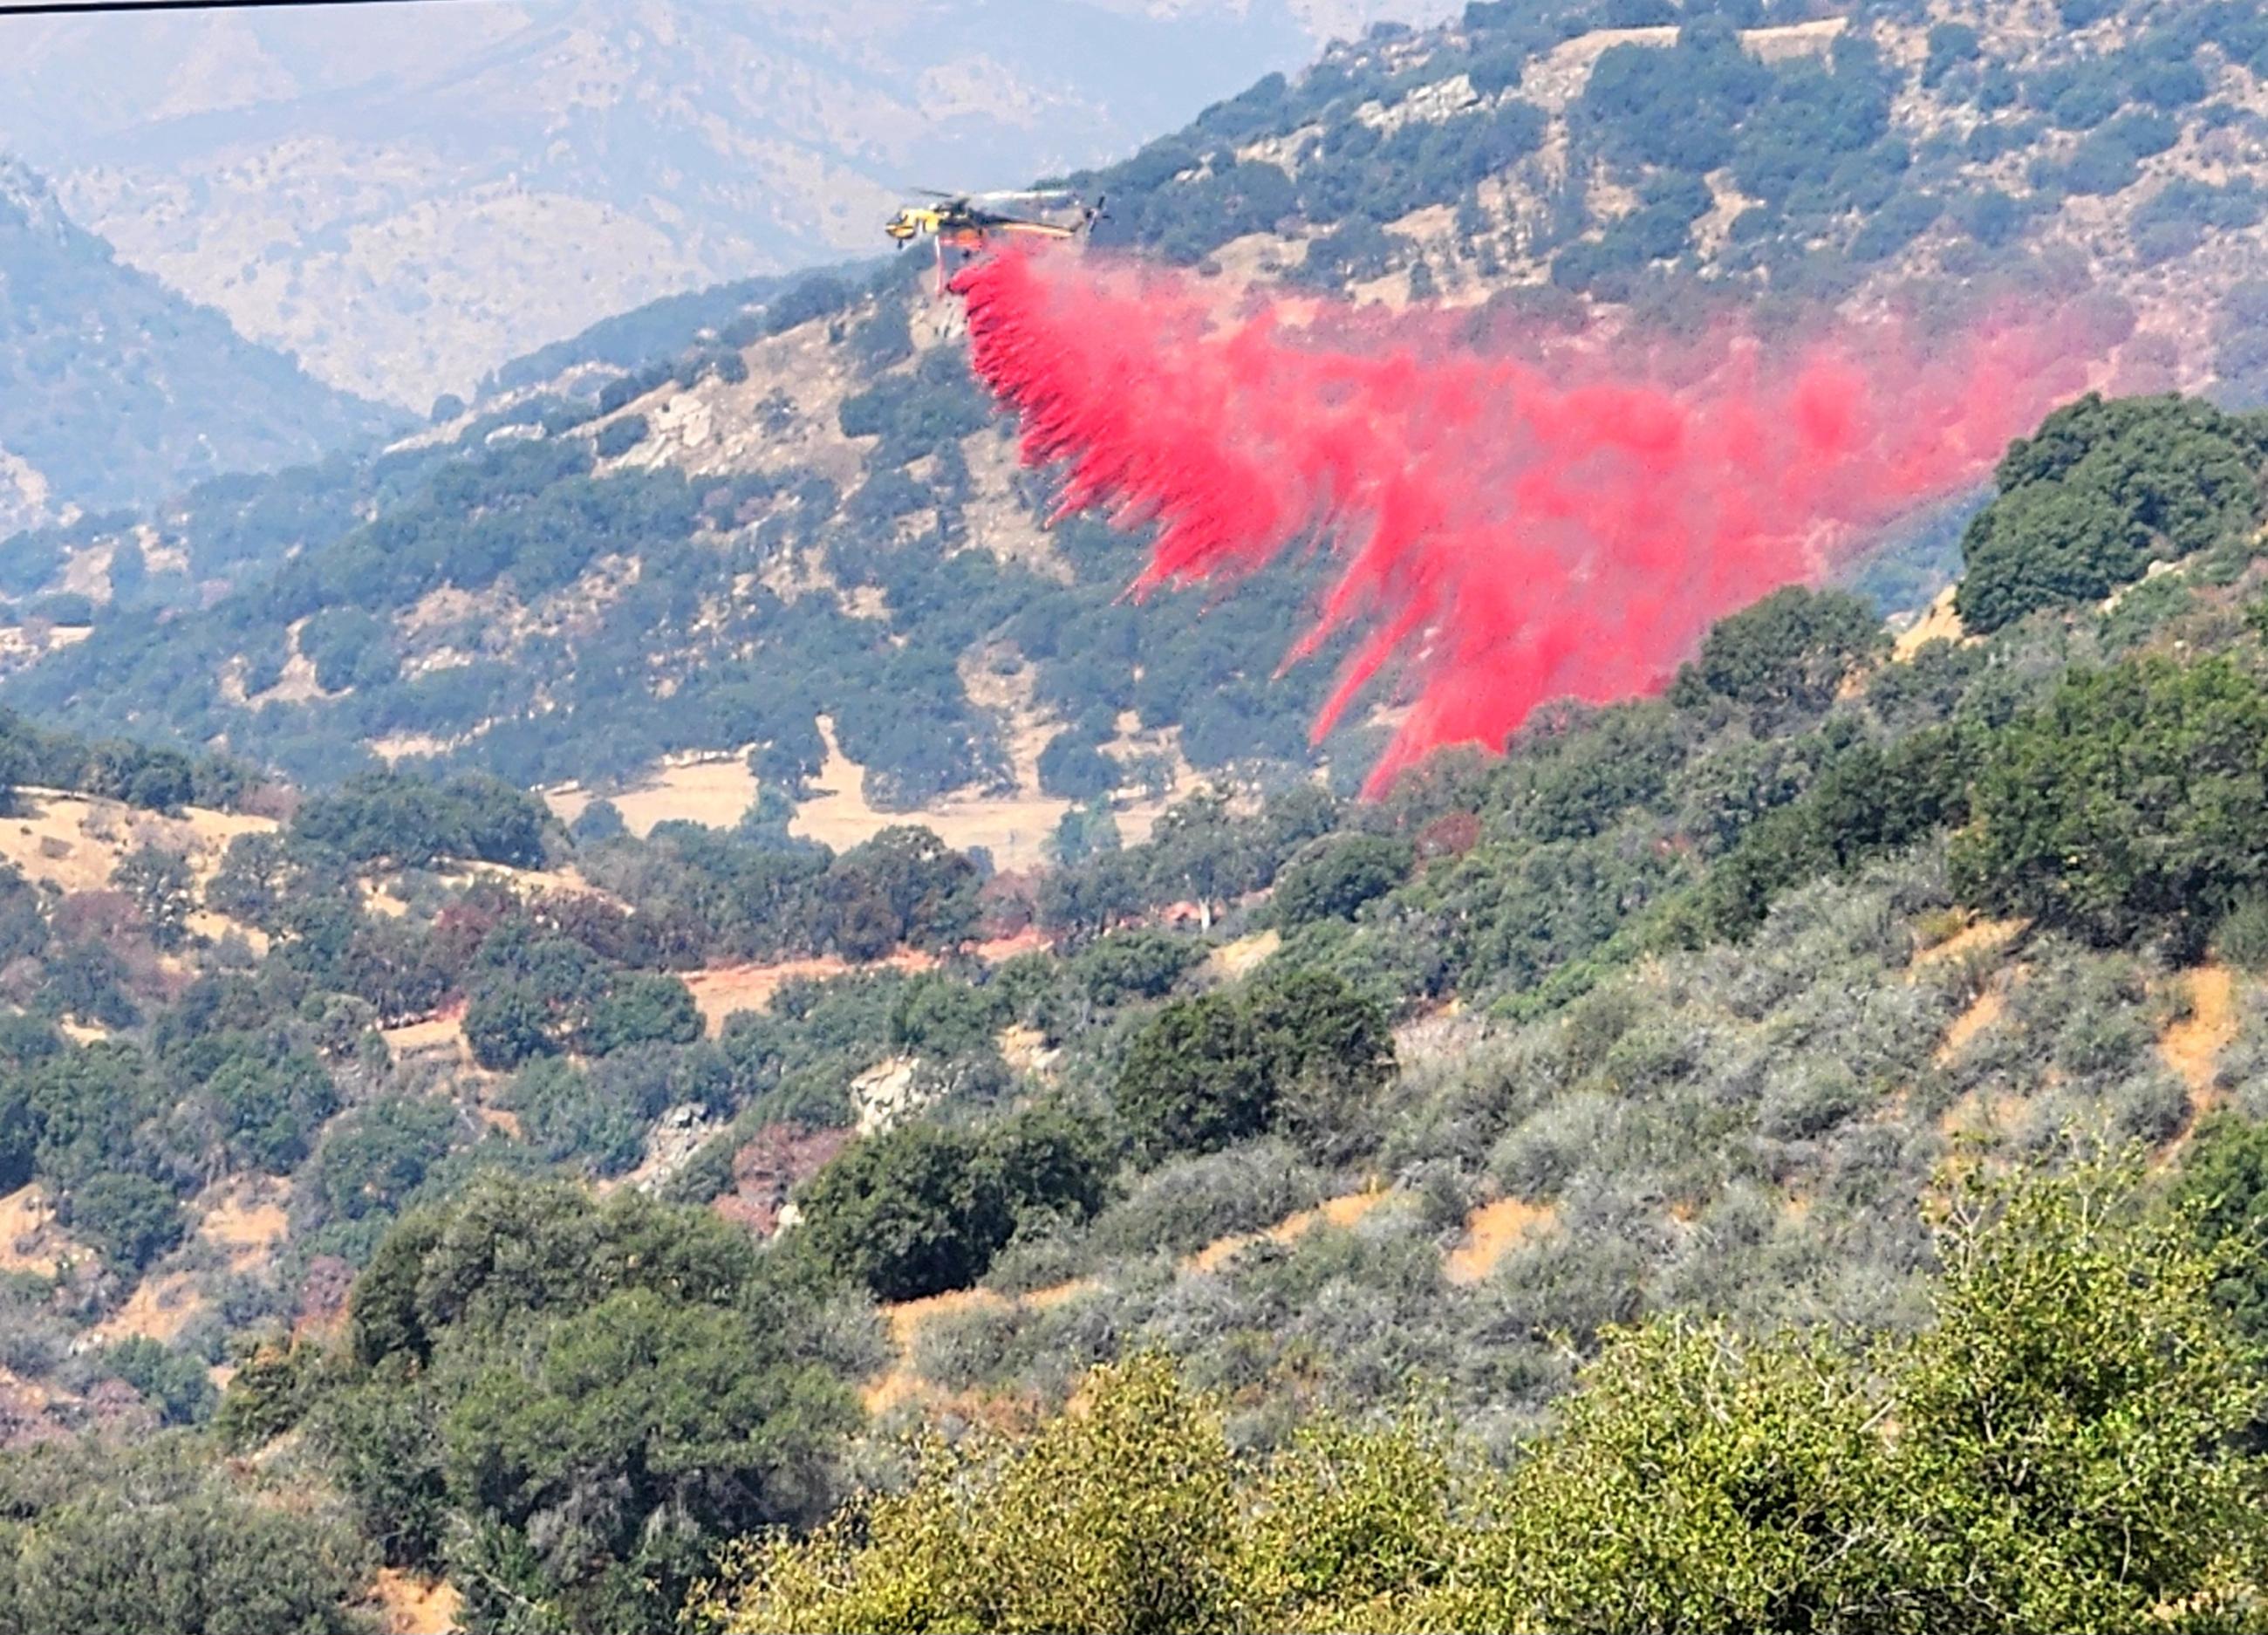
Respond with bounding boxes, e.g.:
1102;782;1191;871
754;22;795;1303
0;159;394;530
12;0;2268;825
0;0;1458;407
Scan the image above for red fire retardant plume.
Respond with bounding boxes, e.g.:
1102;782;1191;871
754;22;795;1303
954;249;2100;793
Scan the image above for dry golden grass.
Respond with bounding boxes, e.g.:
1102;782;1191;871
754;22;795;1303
1205;929;1280;983
0;1185;79;1275
1937;1087;2032;1148
0;623;91;665
999;1022;1057;1077
790;719;1072;872
198;1178;290;1273
0;789;273;893
381;1011;476;1068
543;756;759;838
92;1271;206;1345
1445;1195;1555;1285
436;858;614;902
684;950;937;1036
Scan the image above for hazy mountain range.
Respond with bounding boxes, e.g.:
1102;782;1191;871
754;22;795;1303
0;0;1455;407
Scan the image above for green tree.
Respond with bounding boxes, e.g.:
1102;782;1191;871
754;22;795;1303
1669;585;1887;727
1952;654;2268;953
1956;393;2268;633
2179;1110;2268;1344
1271;833;1413;928
792;1110;1106;1301
569;798;627;845
1072;929;1203;1009
65;1171;183;1272
0;1443;376;1635
94;1337;218;1426
1247;968;1397;1164
463;981;557;1071
580;972;701;1057
1114;993;1273;1164
710;1354;1245;1635
714;1159;2268;1635
442;1286;857;1633
311;1179;865;1632
110;845;194;951
205;1048;340;1173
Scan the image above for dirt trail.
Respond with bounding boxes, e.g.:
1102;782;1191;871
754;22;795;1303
1186;1187;1386;1272
2159;964;2241;1162
1910;917;2025;970
1932;988;2005;1067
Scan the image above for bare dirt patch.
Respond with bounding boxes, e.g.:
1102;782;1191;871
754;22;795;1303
1911;916;2026;970
367;1569;461;1635
1445;1195;1554;1285
0;1186;81;1275
2162;963;2237;1102
1892;586;1969;660
1933;988;2007;1068
198;1178;290;1274
2160;964;2241;1162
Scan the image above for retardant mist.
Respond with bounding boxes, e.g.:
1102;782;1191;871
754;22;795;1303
955;250;2106;793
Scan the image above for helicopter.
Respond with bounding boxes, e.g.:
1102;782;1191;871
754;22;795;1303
884;188;1105;291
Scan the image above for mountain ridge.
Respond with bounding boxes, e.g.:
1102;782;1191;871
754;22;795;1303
0;154;395;531
10;0;1459;407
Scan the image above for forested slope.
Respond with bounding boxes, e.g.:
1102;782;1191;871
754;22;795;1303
10;9;2268;1622
0;159;393;531
14;0;2268;822
0;385;2266;1631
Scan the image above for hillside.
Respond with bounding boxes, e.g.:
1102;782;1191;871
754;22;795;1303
1;0;1458;407
12;0;2268;846
3;384;2268;1630
0;159;393;532
18;5;2268;1629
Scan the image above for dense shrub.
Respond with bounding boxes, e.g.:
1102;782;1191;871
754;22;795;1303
1953;654;2268;954
1669;586;1886;726
1957;394;2268;633
791;1109;1109;1301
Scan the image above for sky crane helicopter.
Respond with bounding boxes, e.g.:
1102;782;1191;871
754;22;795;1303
884;188;1105;291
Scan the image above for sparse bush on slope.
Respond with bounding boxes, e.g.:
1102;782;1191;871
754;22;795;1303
710;1159;2268;1635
